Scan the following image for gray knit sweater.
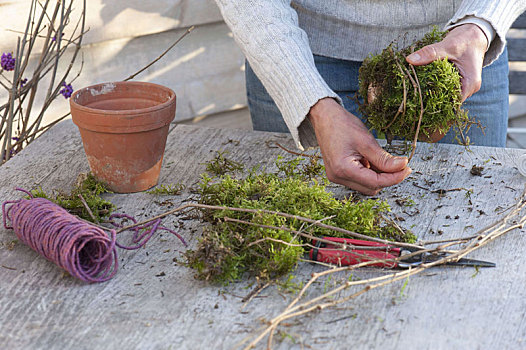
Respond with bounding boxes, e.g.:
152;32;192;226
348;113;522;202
214;0;526;149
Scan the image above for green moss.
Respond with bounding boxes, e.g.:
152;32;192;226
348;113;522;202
30;173;114;223
186;156;416;284
146;183;185;195
205;150;244;176
358;27;472;144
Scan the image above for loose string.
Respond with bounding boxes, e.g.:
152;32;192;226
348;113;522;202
2;189;186;283
108;213;187;250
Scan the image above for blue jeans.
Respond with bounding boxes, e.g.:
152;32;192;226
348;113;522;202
246;48;509;147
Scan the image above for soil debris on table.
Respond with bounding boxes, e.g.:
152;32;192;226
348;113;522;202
470;165;484;176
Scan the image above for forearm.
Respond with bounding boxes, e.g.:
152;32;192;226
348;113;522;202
214;0;339;149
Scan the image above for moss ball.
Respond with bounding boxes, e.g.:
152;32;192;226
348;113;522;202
358;28;471;144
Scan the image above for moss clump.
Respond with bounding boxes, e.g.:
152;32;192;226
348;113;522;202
205;150;244;176
358;27;471;144
185;156;416;284
30;173;114;223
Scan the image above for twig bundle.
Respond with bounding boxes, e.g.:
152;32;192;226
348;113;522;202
241;187;526;349
0;0;87;163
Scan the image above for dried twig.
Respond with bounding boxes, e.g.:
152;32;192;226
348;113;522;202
115;203;422;250
242;281;271;305
77;193;98;223
124;26;195;81
1;0;86;162
385;60;408;130
225;216;406;253
1;1;192;164
407;63;424;162
274;142;318;159
455;119;469;146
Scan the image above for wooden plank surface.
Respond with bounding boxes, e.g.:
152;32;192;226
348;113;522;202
1;120;526;349
512;12;526;29
510;70;526;95
507;38;526;62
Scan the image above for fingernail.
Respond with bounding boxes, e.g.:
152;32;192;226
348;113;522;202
393;157;408;166
407;53;421;62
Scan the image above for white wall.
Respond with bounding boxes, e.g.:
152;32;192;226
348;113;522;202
0;0;247;125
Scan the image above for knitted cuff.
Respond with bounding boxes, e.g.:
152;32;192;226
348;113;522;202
447;0;526;66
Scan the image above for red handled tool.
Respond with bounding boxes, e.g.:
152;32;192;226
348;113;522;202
309;237;495;268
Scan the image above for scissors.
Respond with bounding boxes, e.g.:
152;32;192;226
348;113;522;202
309;237;496;268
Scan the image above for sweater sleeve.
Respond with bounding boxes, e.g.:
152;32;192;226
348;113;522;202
214;0;341;150
445;0;526;66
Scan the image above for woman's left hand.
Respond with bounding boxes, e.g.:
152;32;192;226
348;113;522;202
406;24;488;102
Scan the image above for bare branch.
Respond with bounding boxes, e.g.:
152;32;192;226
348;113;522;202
124;26;196;81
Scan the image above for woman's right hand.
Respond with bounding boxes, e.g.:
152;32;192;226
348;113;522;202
308;98;412;195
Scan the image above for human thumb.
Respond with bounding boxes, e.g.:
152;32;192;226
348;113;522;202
366;146;409;173
406;44;445;66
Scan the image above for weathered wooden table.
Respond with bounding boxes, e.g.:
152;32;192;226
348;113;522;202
1;120;525;349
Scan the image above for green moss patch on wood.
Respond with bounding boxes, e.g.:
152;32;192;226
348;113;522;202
205;150;244;176
185;156;416;284
146;183;186;195
30;173;114;223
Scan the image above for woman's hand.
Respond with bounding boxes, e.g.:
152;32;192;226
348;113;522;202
406;24;488;102
309;98;412;195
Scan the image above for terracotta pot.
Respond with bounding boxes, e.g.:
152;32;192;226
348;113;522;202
418;126;449;143
418;119;456;143
70;81;176;193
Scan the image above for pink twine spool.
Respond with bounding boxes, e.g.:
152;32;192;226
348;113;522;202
2;189;186;283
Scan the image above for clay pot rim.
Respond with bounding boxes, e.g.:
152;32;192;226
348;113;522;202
70;81;176;116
